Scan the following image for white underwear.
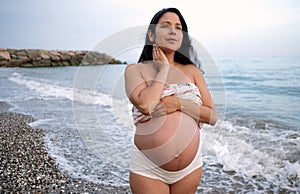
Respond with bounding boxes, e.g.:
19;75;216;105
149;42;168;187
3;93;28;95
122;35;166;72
129;134;203;184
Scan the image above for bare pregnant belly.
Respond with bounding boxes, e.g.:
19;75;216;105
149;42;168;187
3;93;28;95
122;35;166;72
134;111;200;171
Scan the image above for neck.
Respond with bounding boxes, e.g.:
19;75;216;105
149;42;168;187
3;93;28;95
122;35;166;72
163;50;176;66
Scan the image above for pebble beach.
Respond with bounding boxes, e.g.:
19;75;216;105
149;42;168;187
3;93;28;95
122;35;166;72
0;102;131;193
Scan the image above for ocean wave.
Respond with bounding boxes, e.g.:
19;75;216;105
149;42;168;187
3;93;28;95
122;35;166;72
9;72;113;106
8;72;135;131
203;119;300;191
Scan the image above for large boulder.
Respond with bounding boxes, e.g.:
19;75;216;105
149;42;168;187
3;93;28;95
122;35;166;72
0;51;11;61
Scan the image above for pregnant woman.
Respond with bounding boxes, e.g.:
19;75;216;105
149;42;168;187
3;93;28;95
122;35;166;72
125;8;217;194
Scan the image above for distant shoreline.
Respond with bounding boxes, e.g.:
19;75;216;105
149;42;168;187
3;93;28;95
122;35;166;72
0;48;126;68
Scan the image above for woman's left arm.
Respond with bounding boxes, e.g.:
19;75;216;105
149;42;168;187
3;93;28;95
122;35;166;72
181;65;217;125
157;65;217;126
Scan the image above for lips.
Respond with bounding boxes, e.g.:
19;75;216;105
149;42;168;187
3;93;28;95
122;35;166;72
166;38;177;42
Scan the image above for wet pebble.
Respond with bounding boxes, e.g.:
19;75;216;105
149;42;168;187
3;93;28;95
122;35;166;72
0;113;131;193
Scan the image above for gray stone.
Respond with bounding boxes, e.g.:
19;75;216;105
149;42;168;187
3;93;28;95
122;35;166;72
49;51;60;55
40;59;51;66
41;54;50;60
67;52;75;57
21;63;34;67
27;49;40;59
62;61;70;66
81;61;90;66
8;59;22;67
52;62;64;66
60;55;70;61
0;60;8;67
7;49;17;54
70;57;79;65
50;55;60;62
16;50;28;57
11;54;17;59
0;51;11;61
32;60;42;66
19;56;31;63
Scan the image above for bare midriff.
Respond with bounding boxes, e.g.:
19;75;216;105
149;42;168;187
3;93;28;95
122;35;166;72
134;111;199;171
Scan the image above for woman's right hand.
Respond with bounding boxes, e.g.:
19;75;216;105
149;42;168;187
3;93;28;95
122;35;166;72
152;44;170;71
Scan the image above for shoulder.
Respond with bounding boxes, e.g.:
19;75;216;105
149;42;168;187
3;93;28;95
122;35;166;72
124;62;155;80
124;64;137;77
125;63;138;71
185;64;202;72
125;62;152;72
181;64;206;85
181;64;203;77
124;63;142;74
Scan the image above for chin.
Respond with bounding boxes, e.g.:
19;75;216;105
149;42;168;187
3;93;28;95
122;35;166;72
160;45;180;53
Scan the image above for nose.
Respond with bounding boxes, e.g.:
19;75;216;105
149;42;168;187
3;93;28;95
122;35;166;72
168;27;176;35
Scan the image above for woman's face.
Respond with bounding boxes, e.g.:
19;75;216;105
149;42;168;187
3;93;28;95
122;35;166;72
150;12;183;52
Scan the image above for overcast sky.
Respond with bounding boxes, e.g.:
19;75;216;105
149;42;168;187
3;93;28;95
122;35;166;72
0;0;299;57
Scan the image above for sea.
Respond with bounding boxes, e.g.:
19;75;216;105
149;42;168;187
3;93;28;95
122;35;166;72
0;55;299;193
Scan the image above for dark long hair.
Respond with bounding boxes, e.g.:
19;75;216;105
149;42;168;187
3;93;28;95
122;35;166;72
138;8;201;68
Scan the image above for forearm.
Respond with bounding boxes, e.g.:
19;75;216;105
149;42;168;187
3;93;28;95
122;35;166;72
180;99;217;125
135;67;169;114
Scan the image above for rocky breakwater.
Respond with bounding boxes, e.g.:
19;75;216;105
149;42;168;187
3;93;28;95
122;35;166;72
0;48;124;67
